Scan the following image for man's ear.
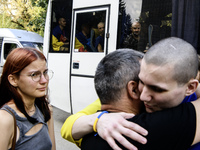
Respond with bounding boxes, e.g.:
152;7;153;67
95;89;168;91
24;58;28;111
185;79;199;96
127;81;139;99
8;74;18;87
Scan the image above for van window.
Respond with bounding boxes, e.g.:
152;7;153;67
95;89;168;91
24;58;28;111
74;10;106;52
49;0;200;54
4;43;18;59
20;42;43;51
117;0;172;52
50;0;72;53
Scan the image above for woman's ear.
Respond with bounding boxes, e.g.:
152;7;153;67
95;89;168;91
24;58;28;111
8;74;18;87
127;81;139;99
185;79;199;96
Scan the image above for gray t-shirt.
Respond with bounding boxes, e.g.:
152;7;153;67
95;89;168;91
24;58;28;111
2;105;52;150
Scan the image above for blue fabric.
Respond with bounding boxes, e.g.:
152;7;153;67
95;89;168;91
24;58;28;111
76;32;90;46
182;93;197;103
188;143;200;150
76;32;92;51
182;93;200;150
95;36;104;49
52;25;68;40
53;25;63;39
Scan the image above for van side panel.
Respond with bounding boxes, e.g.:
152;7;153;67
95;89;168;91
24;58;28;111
0;37;3;63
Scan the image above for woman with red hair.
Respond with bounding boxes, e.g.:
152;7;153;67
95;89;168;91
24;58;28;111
0;48;56;150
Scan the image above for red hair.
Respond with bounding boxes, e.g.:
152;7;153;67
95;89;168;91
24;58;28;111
0;47;50;123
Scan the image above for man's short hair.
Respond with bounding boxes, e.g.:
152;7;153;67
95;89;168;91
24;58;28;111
97;22;105;29
144;37;198;85
95;49;144;104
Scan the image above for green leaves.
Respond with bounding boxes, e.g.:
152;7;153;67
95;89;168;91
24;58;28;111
0;0;48;36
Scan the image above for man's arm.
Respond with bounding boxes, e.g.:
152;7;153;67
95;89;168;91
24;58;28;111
61;99;148;149
61;99;101;147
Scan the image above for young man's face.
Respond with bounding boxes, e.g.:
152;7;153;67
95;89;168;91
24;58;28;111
138;59;188;113
98;23;105;35
59;18;66;27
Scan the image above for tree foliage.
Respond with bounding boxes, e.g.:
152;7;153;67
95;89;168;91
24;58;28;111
0;0;48;36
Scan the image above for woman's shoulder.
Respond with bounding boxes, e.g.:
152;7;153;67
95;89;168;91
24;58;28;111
0;108;14;128
2;102;25;118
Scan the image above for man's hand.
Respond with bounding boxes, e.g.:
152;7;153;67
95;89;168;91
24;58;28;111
97;112;148;150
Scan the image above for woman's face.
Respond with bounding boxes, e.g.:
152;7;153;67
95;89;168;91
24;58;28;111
15;59;48;101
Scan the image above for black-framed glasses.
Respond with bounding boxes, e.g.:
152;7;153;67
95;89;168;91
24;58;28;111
22;70;54;82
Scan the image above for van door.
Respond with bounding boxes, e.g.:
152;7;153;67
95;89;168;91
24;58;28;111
70;1;118;113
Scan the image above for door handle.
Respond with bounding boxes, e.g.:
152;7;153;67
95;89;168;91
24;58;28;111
73;62;79;69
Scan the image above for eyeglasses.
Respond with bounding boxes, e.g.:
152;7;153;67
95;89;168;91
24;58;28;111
21;70;54;82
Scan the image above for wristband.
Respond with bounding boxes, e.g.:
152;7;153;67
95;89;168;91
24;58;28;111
93;111;108;132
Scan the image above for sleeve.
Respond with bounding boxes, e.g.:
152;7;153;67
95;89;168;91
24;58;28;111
60;99;101;147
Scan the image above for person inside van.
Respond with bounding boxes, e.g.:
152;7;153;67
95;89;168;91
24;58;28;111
95;22;105;52
52;17;70;51
75;23;92;52
123;21;141;50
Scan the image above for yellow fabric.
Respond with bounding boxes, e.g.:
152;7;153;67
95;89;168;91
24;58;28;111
92;28;100;38
74;37;84;49
61;99;101;147
52;35;64;51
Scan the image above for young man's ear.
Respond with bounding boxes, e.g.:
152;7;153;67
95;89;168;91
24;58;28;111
8;74;18;87
185;79;199;96
127;81;140;99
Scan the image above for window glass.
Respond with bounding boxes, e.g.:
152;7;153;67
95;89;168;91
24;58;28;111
4;43;18;59
117;0;172;53
50;0;72;53
74;10;106;53
20;42;43;51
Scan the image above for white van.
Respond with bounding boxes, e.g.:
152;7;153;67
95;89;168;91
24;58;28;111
43;0;200;114
0;28;43;74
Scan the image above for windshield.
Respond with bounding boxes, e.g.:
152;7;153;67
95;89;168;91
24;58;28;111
20;41;43;51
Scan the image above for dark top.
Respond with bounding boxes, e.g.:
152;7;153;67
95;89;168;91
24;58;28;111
52;25;69;42
76;32;92;52
95;36;104;50
81;102;196;150
123;34;138;50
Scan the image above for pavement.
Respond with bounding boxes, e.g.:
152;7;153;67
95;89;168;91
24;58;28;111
53;106;80;150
